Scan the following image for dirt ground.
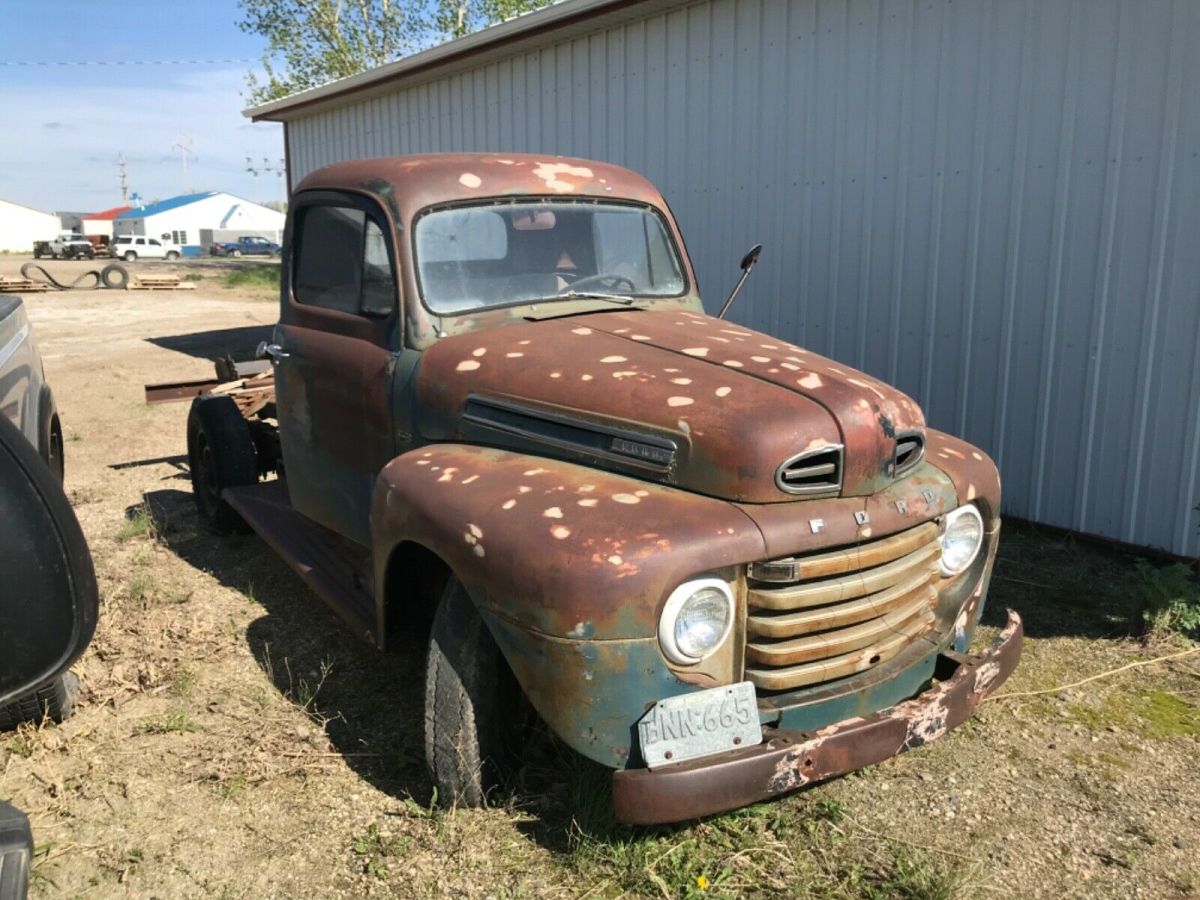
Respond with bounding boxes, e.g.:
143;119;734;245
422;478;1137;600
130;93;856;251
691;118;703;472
1;254;1198;899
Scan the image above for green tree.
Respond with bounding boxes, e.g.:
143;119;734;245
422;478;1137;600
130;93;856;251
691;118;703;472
239;0;553;104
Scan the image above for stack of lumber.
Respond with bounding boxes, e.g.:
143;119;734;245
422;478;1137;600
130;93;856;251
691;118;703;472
128;274;195;291
0;275;51;292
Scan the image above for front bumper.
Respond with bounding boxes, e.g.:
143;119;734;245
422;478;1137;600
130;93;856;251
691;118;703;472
612;610;1023;825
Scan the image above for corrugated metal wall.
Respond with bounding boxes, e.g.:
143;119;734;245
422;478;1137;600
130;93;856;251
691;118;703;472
285;0;1200;557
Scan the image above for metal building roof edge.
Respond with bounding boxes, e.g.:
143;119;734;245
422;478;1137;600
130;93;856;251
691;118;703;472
243;0;653;122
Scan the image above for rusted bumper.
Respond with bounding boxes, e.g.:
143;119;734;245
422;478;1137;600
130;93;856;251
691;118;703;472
612;610;1023;825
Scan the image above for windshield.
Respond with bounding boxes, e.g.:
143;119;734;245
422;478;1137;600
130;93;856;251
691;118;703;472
414;201;686;314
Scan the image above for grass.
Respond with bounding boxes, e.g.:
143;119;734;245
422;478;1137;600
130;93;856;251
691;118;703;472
351;824;413;878
135;709;199;736
115;505;155;543
221;264;279;290
1139;562;1200;639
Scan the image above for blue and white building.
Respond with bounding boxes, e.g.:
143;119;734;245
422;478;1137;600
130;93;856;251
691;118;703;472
114;192;286;251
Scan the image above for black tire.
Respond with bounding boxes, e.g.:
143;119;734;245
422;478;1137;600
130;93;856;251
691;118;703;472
0;672;79;732
123;250;136;262
166;251;180;261
186;395;258;534
100;263;129;290
425;576;523;808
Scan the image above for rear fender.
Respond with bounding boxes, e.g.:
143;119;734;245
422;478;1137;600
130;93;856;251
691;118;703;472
370;444;767;766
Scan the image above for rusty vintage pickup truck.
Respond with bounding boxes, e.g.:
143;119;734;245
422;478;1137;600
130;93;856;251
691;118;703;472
156;153;1022;824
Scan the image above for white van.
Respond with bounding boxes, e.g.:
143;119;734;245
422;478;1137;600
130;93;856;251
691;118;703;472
110;235;182;261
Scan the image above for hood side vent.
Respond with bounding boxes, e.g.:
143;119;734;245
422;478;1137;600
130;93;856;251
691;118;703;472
461;395;677;478
894;431;925;476
775;444;843;495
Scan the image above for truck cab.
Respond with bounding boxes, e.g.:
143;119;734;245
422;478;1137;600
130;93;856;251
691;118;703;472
177;153;1022;823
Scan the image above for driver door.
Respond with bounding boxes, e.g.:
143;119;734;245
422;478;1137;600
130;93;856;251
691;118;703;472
270;192;401;546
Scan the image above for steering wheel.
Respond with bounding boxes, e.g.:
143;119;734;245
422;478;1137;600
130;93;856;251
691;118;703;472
561;273;637;294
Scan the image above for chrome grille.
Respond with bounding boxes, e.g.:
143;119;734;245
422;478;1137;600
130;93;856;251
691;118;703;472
775;444;843;495
744;521;941;692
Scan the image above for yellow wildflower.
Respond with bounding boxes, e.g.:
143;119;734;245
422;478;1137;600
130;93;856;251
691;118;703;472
696;875;709;891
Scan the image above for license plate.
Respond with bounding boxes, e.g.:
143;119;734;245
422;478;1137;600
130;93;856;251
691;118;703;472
638;681;762;768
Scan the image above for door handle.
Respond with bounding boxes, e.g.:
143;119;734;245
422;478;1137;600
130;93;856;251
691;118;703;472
256;340;290;364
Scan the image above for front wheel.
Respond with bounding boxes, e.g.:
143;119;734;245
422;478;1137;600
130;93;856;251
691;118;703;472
425;576;525;808
186;395;258;533
166;251;180;261
231;249;243;258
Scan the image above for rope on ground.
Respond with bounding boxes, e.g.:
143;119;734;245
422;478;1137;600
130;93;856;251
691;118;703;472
984;645;1200;702
19;261;129;290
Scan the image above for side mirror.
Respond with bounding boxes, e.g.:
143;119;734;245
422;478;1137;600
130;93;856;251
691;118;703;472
0;415;98;708
740;244;763;272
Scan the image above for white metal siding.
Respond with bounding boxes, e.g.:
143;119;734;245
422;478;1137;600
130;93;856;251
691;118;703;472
285;0;1200;556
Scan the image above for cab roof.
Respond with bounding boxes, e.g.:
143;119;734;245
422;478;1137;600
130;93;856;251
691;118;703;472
293;153;668;225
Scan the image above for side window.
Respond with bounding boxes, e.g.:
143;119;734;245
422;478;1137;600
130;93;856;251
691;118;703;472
293;203;396;317
149;239;161;247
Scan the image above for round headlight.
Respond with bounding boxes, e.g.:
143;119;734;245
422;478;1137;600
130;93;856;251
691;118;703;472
940;504;984;576
658;578;734;665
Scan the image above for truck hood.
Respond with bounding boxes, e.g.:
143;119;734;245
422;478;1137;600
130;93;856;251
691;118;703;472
415;308;925;502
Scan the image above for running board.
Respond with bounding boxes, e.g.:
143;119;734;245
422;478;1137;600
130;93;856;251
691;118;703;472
223;480;378;646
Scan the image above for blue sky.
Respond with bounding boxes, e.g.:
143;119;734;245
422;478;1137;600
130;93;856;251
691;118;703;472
1;0;283;212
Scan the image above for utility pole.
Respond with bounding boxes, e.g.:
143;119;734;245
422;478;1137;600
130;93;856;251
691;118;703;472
245;156;261;200
173;134;196;193
117;153;128;202
261;157;286;204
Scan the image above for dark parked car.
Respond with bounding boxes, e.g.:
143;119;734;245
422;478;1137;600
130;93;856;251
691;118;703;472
0;412;100;899
209;236;280;257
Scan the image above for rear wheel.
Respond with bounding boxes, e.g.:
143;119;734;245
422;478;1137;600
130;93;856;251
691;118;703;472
186;395;258;533
231;249;243;258
123;251;136;262
166;250;180;260
424;576;525;808
0;673;79;732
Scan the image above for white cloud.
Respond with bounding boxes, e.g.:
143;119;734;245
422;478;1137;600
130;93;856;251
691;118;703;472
1;68;283;212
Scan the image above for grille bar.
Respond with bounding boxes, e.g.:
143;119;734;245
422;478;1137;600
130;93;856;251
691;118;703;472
744;521;944;693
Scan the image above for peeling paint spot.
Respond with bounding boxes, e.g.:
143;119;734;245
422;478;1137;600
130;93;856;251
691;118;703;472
550;371;562;378
518;485;532;493
670;377;692;385
473;544;486;557
608;555;623;565
780;362;799;371
551;525;571;540
461;475;479;484
612;493;640;505
506;352;524;358
472;347;487;357
468;523;483;538
751;355;771;363
416;459;431;466
523;468;548;476
723;360;744;368
578;498;598;507
502;499;516;510
634;490;649;497
600;355;627;364
458;172;482;188
578;484;596;493
632;334;651;341
682;347;709;357
456;360;480;372
967;484;977;500
543;507;564;519
437;467;458;483
715;386;732;397
612;371;638;379
799;373;823;389
667;396;694;407
572;327;593;336
532;161;594;192
581;373;593;381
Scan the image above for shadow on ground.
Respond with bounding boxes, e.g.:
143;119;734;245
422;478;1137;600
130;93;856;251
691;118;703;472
139;488;436;806
983;519;1164;641
146;325;273;363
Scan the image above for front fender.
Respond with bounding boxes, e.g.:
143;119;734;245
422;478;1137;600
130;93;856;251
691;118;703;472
371;444;765;641
370;444;766;767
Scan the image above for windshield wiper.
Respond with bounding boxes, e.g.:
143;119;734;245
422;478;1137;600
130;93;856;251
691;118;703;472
529;291;637;306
